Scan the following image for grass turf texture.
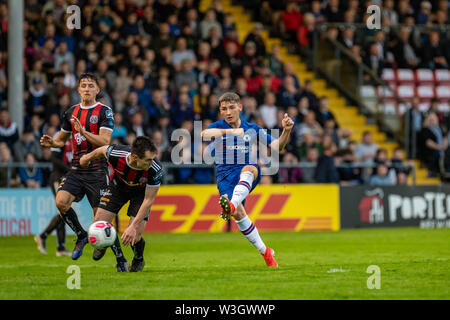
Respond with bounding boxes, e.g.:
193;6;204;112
0;228;449;300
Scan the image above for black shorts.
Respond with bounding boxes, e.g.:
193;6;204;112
58;170;109;208
98;184;148;221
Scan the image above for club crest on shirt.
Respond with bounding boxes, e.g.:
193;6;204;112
139;177;148;186
90;115;98;124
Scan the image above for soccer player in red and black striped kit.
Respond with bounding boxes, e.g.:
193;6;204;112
80;136;162;272
40;73;115;261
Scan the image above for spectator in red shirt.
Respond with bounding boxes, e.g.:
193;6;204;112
282;2;303;43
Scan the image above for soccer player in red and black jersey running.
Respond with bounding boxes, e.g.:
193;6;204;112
80;136;162;272
40;73;114;261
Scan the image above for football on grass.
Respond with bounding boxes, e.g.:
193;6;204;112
88;221;116;249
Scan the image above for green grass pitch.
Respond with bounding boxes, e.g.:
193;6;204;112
0;228;449;300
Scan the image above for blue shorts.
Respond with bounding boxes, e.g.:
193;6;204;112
216;165;261;207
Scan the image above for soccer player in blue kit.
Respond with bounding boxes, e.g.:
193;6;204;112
201;92;294;267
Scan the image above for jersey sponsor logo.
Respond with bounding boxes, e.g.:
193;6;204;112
90;115;98;124
226;145;249;152
74;132;86;145
105;109;114;120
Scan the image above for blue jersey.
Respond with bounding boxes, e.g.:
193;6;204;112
207;119;275;180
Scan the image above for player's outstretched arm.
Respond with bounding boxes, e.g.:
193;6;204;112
121;185;159;246
269;113;294;152
40;131;71;148
201;128;244;140
71;116;112;147
80;145;109;167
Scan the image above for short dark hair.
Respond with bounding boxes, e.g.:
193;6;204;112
218;92;240;105
131;136;157;158
77;73;100;88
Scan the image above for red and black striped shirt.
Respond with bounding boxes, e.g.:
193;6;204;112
106;144;163;190
61;102;114;173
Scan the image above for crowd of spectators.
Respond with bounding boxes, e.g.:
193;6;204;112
0;0;424;188
251;0;449;71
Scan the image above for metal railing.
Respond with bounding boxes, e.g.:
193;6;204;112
311;23;450;150
0;161;416;187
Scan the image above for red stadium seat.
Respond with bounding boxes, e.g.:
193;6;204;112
438;103;450;113
435;85;450;101
419;102;430;112
415;69;434;85
381;68;396;83
397;68;415;84
397;85;415;102
435;69;450;85
416;85;435;102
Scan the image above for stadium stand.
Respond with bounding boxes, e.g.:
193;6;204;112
0;0;448;187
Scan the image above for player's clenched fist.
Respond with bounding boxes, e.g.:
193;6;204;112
80;155;90;167
40;134;54;147
282;113;294;130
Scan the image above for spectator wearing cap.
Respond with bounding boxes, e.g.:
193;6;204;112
13;128;42;162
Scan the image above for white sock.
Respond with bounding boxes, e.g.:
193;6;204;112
235;215;266;254
230;171;254;209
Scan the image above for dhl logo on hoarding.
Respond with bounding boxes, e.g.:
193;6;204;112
118;185;340;233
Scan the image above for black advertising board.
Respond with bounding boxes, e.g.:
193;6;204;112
340;185;450;229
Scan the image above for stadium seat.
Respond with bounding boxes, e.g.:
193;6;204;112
438;103;450;112
397;68;415;84
360;85;377;98
419;102;430;112
435;85;450;101
435;69;450;85
416;85;435;102
381;68;396;83
415;68;434;85
397;85;415;102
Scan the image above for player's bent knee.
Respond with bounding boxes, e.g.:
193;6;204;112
55;198;71;213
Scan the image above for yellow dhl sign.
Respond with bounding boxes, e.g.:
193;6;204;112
118;185;340;233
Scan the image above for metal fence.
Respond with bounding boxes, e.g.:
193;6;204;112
311;23;450;150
